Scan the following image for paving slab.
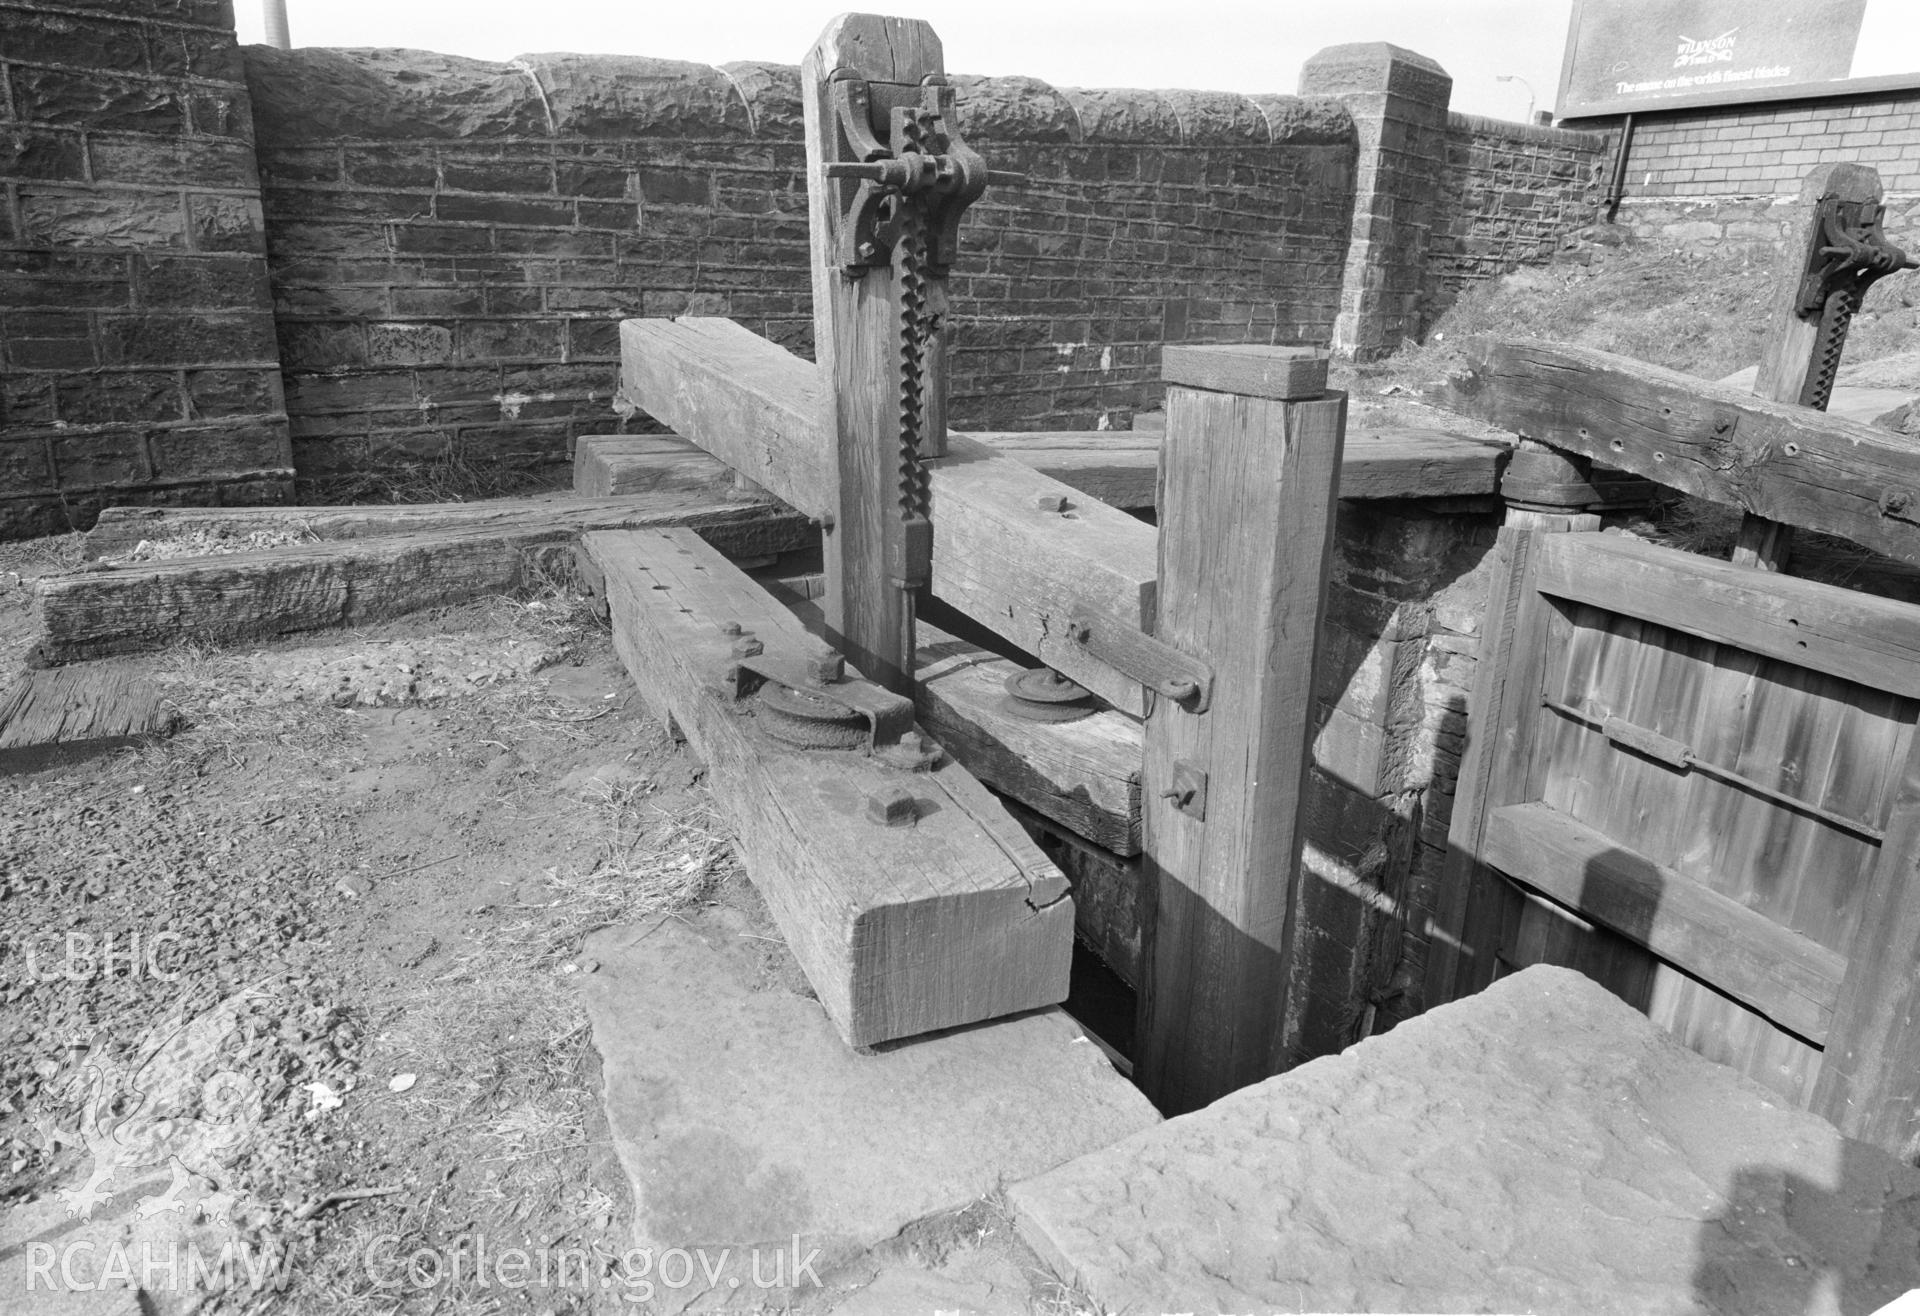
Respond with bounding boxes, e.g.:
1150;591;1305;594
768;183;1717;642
579;905;1159;1310
1717;364;1916;426
1008;965;1920;1316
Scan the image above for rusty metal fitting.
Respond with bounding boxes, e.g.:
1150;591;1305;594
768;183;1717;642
730;637;765;659
866;785;917;827
806;654;846;685
1034;493;1069;513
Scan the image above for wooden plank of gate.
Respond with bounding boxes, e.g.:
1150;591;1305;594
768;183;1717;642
1815;732;1920;1148
1136;347;1344;1115
0;666;175;773
1423;521;1584;1004
583;526;1072;1047
1482;802;1843;1042
1732;164;1885;571
1529;531;1920;700
1437;338;1920;564
620;317;1159;714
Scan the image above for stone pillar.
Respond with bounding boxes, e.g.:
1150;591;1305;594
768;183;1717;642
1299;43;1453;361
0;0;292;539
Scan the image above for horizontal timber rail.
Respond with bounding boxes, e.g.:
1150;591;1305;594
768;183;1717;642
1436;337;1920;563
620;317;1510;713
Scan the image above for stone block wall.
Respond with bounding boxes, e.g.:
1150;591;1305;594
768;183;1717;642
241;49;1359;493
1290;499;1497;1057
0;0;291;537
1430;113;1609;304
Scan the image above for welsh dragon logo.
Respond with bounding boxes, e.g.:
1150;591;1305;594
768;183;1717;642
36;988;270;1225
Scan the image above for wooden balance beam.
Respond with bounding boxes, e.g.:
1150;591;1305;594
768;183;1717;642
584;525;1072;1046
622;316;1159;714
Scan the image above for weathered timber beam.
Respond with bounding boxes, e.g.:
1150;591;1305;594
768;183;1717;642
1137;347;1346;1115
620;317;1158;712
976;427;1506;510
1483;802;1842;1043
1437;337;1920;563
35;495;808;666
583;526;1072;1046
749;576;1143;857
916;624;1143;856
571;434;741;500
582;428;1501;519
82;490;810;562
1;666;176;773
747;573;1143;856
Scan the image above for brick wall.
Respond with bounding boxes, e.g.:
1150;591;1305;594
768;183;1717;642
1430;113;1609;304
1565;88;1920;253
242;50;1359;494
0;0;290;537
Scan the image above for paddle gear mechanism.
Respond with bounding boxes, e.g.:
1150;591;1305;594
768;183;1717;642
1791;195;1917;411
999;667;1096;724
821;70;1003;596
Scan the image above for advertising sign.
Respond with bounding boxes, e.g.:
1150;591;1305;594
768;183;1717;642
1556;0;1917;118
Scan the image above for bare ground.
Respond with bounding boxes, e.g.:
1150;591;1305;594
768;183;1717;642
0;550;1091;1315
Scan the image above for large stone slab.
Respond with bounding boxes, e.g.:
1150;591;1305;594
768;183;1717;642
1009;965;1920;1316
579;904;1158;1307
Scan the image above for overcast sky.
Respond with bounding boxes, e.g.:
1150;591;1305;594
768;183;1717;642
231;1;1578;121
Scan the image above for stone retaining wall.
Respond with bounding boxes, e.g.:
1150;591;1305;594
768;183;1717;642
1432;113;1610;305
242;48;1360;494
0;0;292;537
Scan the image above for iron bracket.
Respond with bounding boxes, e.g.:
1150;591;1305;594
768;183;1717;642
1161;760;1209;821
822;69;995;277
726;652;915;753
1065;607;1214;713
1794;194;1916;319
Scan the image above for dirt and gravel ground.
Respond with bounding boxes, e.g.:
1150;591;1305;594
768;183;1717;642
0;542;1089;1315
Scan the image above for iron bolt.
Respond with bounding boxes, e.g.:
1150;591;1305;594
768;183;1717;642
1067;622;1091;645
719;622;744;637
1034;493;1069;513
867;785;917;827
806;653;846;685
1161;785;1196;807
1162;678;1200;703
857;241;879;261
730;637;764;659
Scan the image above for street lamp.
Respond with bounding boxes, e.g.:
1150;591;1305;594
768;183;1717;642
1496;74;1536;122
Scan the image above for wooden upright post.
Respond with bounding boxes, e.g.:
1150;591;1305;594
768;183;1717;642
1733;163;1889;572
802;15;981;694
1136;346;1345;1115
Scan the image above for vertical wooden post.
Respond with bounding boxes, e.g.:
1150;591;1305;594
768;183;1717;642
1135;346;1344;1115
801;15;952;694
1732;163;1886;572
1422;441;1601;1010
